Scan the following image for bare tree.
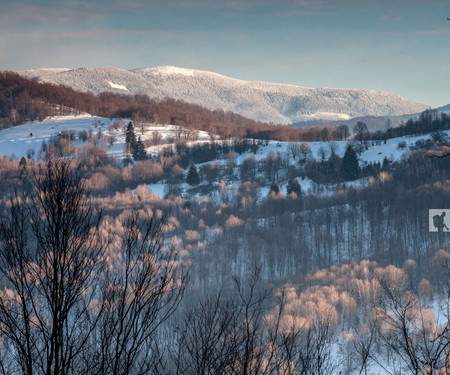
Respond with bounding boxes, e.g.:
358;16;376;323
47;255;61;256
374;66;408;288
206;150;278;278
288;144;300;160
351;321;378;375
336;125;350;140
169;294;240;375
353;122;368;143
279;314;338;375
228;266;270;375
0;161;187;375
328;141;339;158
0;160;106;375
151;130;162;146
90;212;188;375
376;272;450;375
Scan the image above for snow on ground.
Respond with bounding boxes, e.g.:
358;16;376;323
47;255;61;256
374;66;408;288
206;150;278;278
108;81;129;91
0;116;448;200
240;129;450;167
145;183;167;198
0;115;211;161
143;65;196;77
2;115;445;164
359;130;449;164
0;115;104;159
299;112;352;121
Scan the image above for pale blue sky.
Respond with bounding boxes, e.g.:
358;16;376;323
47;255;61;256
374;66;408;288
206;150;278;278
1;0;449;107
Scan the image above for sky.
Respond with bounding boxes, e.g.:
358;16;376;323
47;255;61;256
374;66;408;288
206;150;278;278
1;0;449;107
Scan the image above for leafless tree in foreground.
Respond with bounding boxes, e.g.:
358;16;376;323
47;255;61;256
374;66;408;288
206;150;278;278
376;269;450;375
88;211;188;375
168;294;241;375
0;160;106;375
0;160;187;375
276;313;338;375
164;267;339;375
162;266;274;375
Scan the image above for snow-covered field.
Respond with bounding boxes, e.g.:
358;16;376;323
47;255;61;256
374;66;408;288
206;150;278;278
0;115;211;161
0;115;109;159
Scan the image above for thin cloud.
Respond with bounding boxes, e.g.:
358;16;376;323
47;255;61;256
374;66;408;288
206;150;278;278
357;57;417;64
9;28;144;40
0;2;106;27
381;27;450;36
379;14;403;23
224;8;334;17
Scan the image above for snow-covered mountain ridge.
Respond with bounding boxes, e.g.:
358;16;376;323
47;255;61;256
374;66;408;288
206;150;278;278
18;66;430;125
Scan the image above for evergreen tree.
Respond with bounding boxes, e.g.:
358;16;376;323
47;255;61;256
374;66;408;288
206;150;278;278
133;136;147;161
286;178;301;196
186;163;200;185
126;121;137;146
341;144;359;181
19;157;32;192
126;121;137;159
41;139;47;154
269;183;280;195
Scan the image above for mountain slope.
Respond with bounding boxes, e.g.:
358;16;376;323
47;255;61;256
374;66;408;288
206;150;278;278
436;103;450;113
19;66;430;125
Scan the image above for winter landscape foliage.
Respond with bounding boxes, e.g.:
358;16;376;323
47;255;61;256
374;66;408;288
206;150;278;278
0;72;449;375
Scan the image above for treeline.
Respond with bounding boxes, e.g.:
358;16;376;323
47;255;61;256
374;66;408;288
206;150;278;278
0;71;102;124
367;109;450;140
1;71;344;142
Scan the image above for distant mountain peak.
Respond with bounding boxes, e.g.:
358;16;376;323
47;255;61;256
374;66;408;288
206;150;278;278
17;65;431;125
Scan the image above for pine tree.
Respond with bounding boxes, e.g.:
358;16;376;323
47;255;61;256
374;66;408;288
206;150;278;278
133;136;147;161
126;121;137;146
341;144;359;181
186;163;200;185
269;183;280;195
126;121;137;158
286;178;301;196
19;157;32;192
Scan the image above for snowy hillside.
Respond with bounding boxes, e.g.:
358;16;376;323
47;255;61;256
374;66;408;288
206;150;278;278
2;115;441;162
0;115;210;161
18;66;430;125
2;115;447;200
436;102;450;113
